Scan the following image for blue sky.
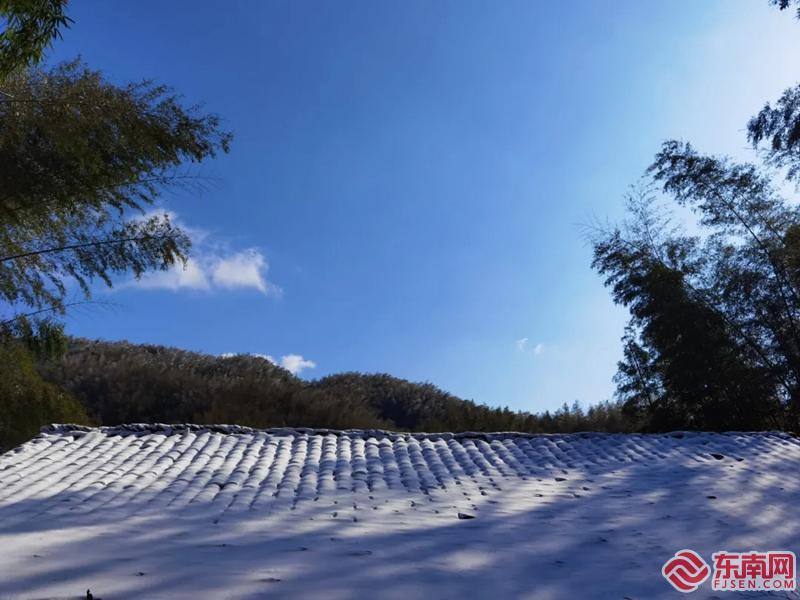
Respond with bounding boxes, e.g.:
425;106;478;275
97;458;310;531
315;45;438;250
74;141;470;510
49;1;800;413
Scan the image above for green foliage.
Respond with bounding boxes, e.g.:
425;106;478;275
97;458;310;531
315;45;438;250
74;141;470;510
751;6;800;178
771;0;800;18
592;147;800;430
0;340;88;450
0;60;231;326
0;22;232;448
0;0;70;79
590;1;800;432
748;85;800;180
0;53;220;446
38;339;634;435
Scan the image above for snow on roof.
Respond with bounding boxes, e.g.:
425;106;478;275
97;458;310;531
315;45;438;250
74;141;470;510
0;425;798;599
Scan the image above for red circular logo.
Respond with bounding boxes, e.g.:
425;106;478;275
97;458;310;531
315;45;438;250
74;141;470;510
662;549;711;593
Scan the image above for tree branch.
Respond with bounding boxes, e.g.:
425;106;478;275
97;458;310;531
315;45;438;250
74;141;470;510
0;232;179;264
1;300;99;326
0;174;217;217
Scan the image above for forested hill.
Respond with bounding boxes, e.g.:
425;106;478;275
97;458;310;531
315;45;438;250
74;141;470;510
37;339;630;434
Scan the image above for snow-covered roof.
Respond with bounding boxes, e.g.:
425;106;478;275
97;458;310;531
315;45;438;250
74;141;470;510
0;425;798;599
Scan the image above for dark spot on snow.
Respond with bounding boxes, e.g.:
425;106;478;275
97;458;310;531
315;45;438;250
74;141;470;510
296;547;309;552
707;495;717;500
710;453;724;460
457;512;475;520
555;477;567;482
259;577;282;583
347;550;373;557
136;571;145;576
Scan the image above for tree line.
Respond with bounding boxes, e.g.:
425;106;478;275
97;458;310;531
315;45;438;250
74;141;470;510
25;338;632;448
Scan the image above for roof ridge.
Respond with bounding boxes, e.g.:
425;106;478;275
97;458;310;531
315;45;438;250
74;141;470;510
39;423;793;440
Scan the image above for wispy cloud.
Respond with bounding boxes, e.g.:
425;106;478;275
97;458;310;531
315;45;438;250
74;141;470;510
134;257;210;291
516;337;544;356
125;210;279;296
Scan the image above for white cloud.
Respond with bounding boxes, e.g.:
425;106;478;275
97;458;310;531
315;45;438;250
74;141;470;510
219;352;317;376
211;249;276;295
133;258;210;291
533;343;544;356
273;354;317;375
125;211;279;296
515;338;528;352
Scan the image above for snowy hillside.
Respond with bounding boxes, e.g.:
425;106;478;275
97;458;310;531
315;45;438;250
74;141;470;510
0;425;798;598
